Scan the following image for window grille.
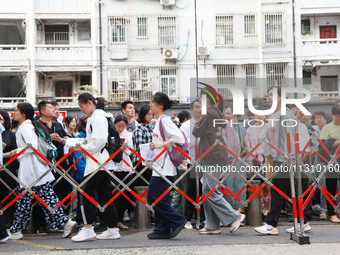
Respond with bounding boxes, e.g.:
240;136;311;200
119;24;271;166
158;16;176;46
216;15;233;46
265;12;283;45
266;63;287;87
244;15;255;35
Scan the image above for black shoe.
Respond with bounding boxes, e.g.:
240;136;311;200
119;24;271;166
169;220;186;239
147;232;170;239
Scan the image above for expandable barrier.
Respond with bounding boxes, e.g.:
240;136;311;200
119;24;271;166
1;130;340;245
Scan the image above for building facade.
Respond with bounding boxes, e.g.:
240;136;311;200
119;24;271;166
0;0;339;109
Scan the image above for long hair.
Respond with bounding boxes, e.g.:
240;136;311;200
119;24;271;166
0;109;11;130
137;105;151;124
17;102;50;138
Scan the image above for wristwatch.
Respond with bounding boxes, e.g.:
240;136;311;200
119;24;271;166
61;138;64;145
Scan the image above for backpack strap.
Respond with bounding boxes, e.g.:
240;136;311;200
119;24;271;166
158;116;169;168
158;116;167;142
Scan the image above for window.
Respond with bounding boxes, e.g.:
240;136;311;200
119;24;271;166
45;25;69;44
244;15;255;35
301;19;311;35
158;17;176;46
78;22;91;41
55;80;72;100
216;65;235;98
321;76;338;91
0;24;25;44
216;15;233;45
303;70;312;85
244;64;257;87
110;18;127;44
160;68;176;97
265;13;283;45
266;63;287;87
137;17;148;37
0;75;25;97
320;26;336;44
80;75;91;90
140;69;149;88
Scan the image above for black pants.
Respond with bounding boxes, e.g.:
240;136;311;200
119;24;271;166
83;171;117;228
133;163;152;187
185;165;204;221
266;161;307;227
112;172;133;222
0;204;8;239
147;176;185;235
325;173;339;216
0;165;17;228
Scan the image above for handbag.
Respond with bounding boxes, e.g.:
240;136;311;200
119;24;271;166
159;116;189;167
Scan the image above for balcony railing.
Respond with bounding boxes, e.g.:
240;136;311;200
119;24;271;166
109;89;153;103
0;45;27;65
311;91;340;100
301;38;340;59
45;32;69;45
0;97;26;105
35;45;93;64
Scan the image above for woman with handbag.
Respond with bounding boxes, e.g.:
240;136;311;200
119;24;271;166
146;92;186;239
7;103;76;240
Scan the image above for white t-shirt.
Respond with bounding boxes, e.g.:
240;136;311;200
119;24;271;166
180;119;198;164
152;115;184;177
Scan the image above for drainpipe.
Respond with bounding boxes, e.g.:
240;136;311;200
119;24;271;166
98;0;103;95
27;0;37;105
292;0;297;89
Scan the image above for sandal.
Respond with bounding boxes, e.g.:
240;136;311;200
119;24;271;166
330;215;340;223
117;222;129;230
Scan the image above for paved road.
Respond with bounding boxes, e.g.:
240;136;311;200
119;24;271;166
1;223;340;254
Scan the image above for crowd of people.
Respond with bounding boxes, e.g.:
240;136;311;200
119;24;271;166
0;87;340;243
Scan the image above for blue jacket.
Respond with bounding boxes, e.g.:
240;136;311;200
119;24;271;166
74;130;86;181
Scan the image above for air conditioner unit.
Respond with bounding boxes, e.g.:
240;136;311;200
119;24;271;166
160;0;175;7
198;45;210;56
163;48;178;60
128;80;142;90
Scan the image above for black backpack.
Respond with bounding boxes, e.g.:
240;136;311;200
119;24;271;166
90;117;123;163
103;118;123;163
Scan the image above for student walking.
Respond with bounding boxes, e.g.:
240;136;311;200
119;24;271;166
7;103;76;240
146;92;186;239
72;93;120;242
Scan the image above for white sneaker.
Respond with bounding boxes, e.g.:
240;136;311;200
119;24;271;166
184;221;193;230
286;223;311;233
254;224;279;235
96;228;121;240
62;219;77;238
0;236;9;243
230;214;246;233
71;227;96;242
8;230;23;240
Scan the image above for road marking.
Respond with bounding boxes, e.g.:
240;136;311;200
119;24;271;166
11;239;66;250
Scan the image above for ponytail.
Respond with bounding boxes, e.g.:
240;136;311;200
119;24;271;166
78;92;106;110
152;92;174;111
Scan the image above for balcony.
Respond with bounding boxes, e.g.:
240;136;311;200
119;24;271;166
311;91;340;101
35;45;93;66
300;0;340;14
301;38;340;60
0;97;26;107
0;45;27;67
